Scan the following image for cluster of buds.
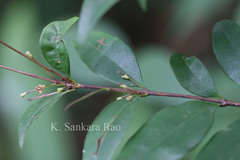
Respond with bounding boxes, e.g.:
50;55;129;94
20;84;46;98
35;85;46;95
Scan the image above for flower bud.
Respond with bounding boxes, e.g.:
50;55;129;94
126;95;133;101
121;73;130;80
120;83;128;89
116;97;123;100
57;87;65;93
39;85;46;89
20;92;27;98
25;51;33;58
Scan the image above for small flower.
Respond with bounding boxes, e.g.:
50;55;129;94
20;92;27;98
121;73;130;80
25;51;33;58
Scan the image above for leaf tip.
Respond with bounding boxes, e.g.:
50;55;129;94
18;127;25;148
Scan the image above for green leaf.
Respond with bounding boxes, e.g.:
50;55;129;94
83;98;139;160
213;19;240;85
39;17;78;76
117;101;217;160
138;0;147;11
170;53;218;97
18;92;68;148
78;0;120;43
73;31;143;86
196;118;240;160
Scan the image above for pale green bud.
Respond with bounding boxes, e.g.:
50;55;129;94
25;51;33;58
120;83;128;89
57;87;65;93
116;97;123;100
20;92;27;97
126;95;133;101
39;85;46;89
121;73;130;80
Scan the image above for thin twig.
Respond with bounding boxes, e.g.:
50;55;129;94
0;40;71;82
77;84;240;107
27;92;58;101
64;89;103;111
0;65;62;84
1;40;240;107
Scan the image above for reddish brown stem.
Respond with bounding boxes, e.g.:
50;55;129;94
0;40;71;82
78;84;240;107
1;41;240;107
1;63;240;107
0;65;63;84
27;92;58;101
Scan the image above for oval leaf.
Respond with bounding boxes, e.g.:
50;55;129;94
83;98;139;160
138;0;148;11
40;17;78;76
117;101;217;160
73;31;143;86
170;53;218;97
196;118;240;160
18;92;68;148
213;19;240;85
78;0;120;43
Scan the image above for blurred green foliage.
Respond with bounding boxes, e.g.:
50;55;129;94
1;0;240;159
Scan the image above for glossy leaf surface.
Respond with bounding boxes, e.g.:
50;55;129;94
170;53;218;97
18;92;68;148
117;101;217;160
73;31;143;86
83;99;138;160
40;17;78;76
196;118;240;160
213;19;240;85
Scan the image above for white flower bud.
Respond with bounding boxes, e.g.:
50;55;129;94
116;97;123;100
20;92;27;97
25;51;33;58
